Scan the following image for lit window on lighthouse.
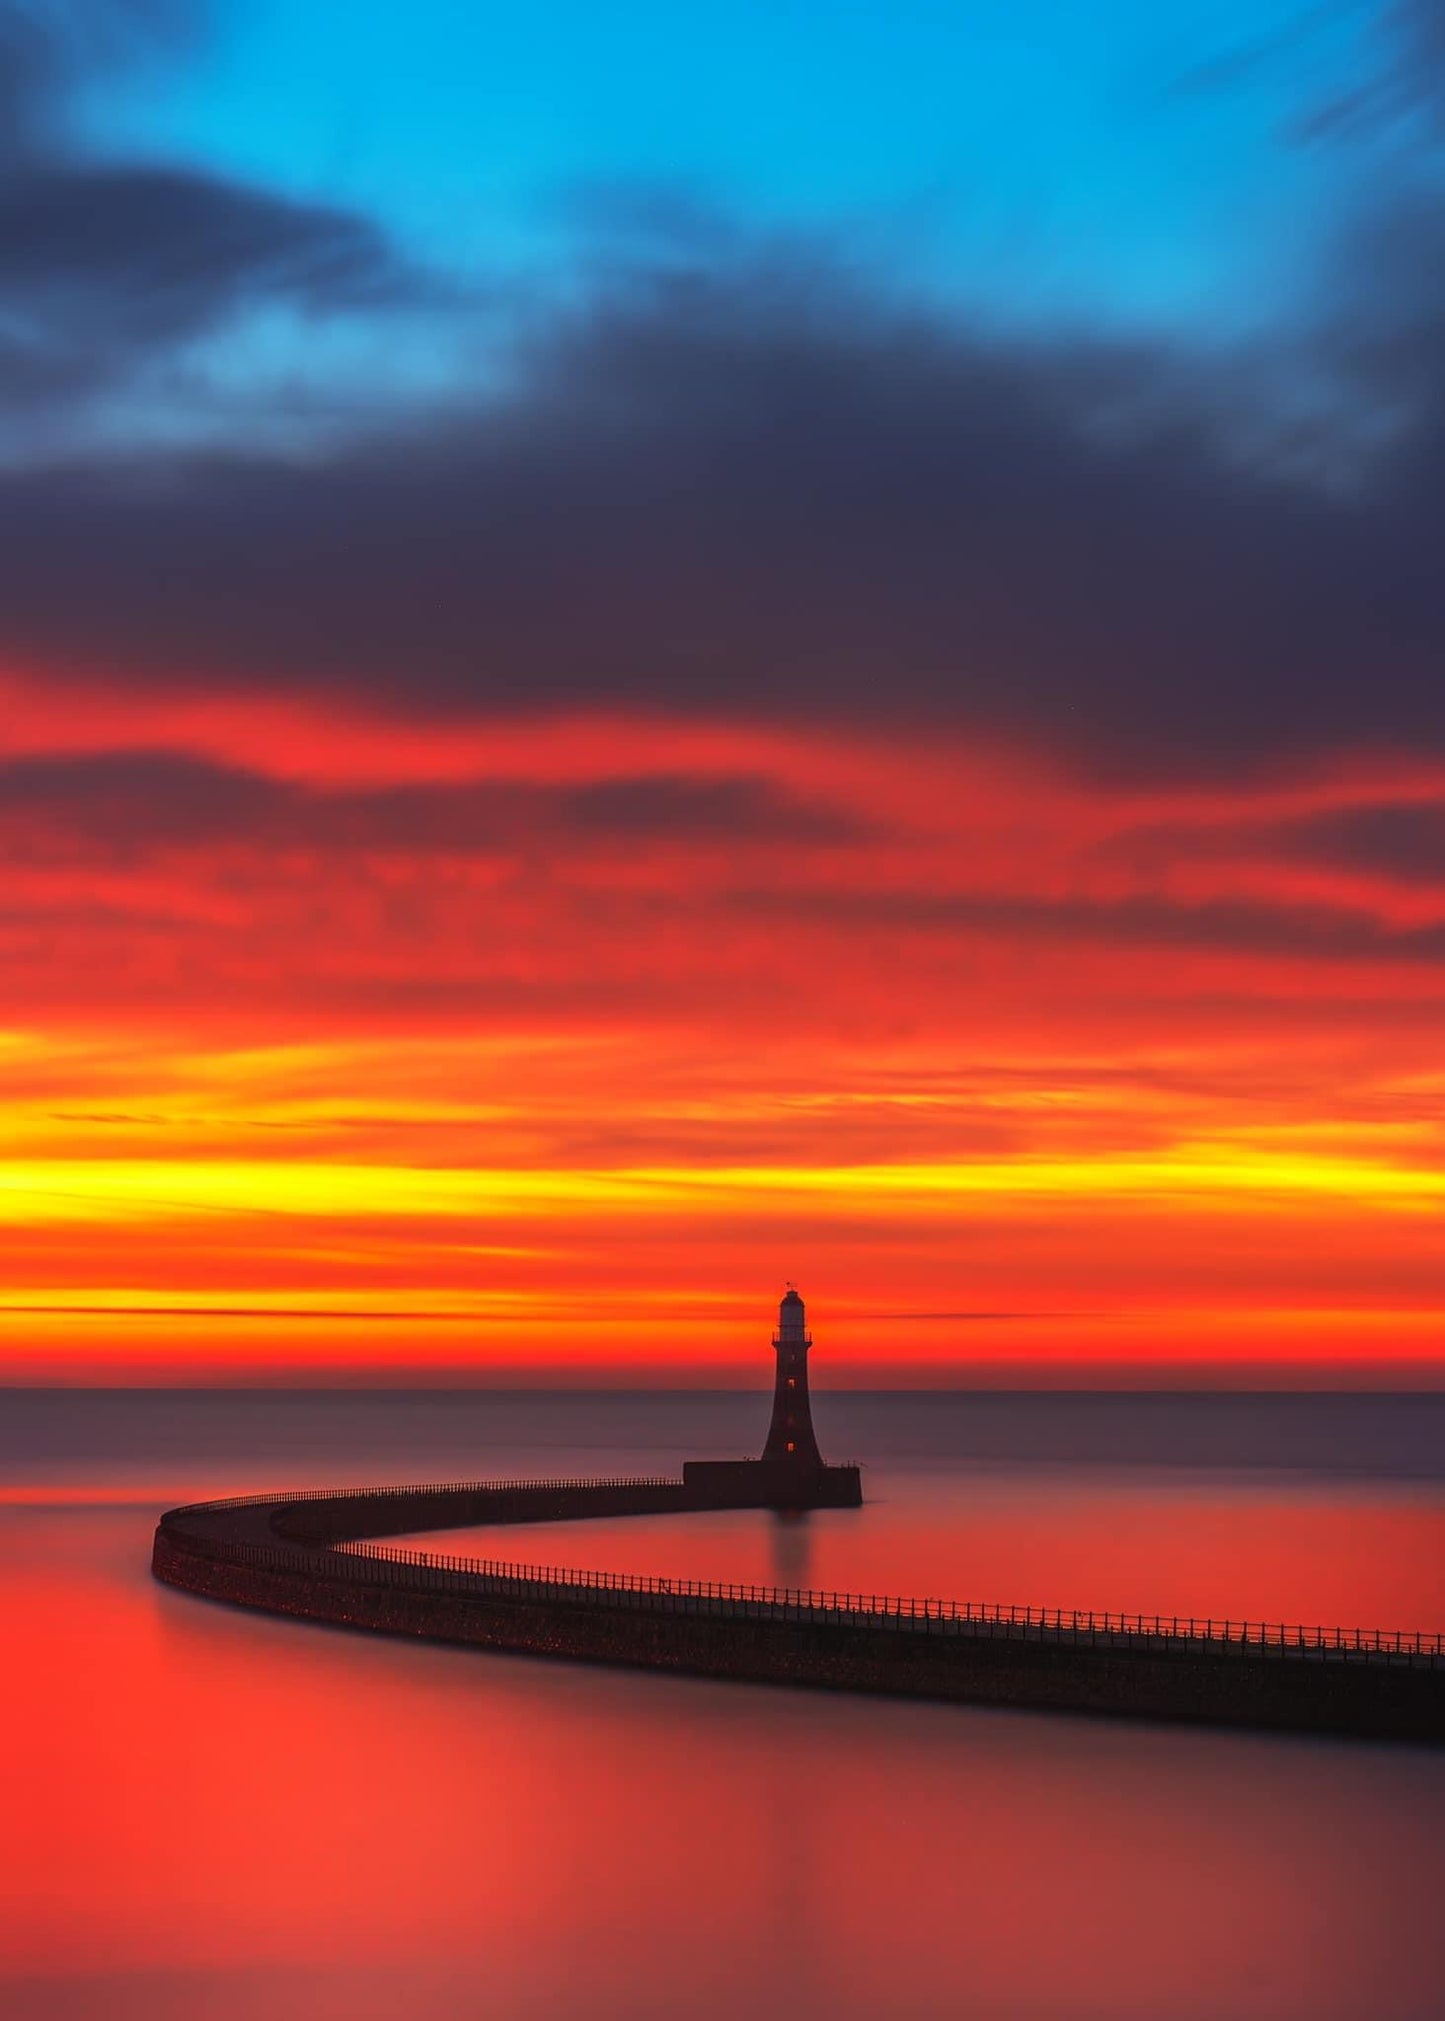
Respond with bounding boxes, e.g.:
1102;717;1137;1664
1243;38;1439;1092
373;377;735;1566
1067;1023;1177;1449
786;1442;796;1453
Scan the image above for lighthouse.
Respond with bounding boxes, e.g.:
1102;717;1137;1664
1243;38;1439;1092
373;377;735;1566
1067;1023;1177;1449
680;1289;863;1508
762;1287;824;1468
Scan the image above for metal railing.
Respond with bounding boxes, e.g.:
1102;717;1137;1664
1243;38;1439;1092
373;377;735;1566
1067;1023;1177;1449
335;1541;1444;1662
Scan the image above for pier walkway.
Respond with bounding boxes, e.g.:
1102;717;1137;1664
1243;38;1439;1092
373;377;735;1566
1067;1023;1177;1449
153;1476;1445;1742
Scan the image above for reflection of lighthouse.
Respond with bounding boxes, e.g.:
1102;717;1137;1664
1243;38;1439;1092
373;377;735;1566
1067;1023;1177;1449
762;1287;824;1468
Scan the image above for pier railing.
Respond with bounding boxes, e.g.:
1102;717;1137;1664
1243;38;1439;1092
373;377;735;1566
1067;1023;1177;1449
333;1542;1445;1663
157;1485;1445;1669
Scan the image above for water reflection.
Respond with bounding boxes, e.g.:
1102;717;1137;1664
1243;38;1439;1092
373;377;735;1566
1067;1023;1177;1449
6;1393;1445;2021
5;1503;1444;2021
410;1467;1445;1631
766;1508;815;1592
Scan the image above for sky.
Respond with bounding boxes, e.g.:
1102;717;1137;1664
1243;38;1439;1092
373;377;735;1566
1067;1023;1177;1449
2;0;1445;1383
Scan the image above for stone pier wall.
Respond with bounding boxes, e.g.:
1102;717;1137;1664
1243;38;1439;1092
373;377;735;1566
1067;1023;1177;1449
151;1479;1444;1744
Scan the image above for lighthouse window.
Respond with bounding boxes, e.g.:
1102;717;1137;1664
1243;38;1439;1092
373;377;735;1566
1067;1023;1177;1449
786;1441;796;1454
787;1377;796;1389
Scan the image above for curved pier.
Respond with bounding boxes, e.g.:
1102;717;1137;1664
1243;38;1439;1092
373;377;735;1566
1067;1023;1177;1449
152;1475;1445;1743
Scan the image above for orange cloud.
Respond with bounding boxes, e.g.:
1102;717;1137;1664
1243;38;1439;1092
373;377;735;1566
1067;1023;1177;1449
0;685;1441;1381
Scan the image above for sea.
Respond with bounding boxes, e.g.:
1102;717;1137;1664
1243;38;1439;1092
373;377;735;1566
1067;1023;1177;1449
4;1387;1445;2021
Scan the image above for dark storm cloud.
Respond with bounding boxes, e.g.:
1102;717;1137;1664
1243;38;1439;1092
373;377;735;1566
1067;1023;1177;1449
0;0;198;141
1;164;404;367
3;1;1444;783
564;774;868;843
1099;791;1445;889
0;752;870;853
1264;801;1445;884
0;0;408;408
12;758;1440;975
741;885;1445;967
0;753;280;844
0;244;1442;778
1244;796;1445;885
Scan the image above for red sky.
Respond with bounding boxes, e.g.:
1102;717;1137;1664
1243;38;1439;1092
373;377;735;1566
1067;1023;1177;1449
3;665;1442;1383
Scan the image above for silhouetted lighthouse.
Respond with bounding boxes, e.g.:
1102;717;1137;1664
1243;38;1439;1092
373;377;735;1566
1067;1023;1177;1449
680;1289;862;1508
762;1286;824;1468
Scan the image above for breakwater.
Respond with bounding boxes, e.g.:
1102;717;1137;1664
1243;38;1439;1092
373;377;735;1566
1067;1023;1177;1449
152;1476;1445;1743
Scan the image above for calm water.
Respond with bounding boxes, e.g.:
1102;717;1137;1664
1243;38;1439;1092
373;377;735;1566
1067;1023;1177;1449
4;1389;1445;2020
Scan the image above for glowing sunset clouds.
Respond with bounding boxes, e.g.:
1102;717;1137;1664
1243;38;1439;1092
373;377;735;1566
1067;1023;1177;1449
1;696;1442;1381
4;1;1445;1380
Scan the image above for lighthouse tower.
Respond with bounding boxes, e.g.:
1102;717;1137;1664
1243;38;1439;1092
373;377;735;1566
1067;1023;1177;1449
761;1286;824;1468
680;1288;862;1508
